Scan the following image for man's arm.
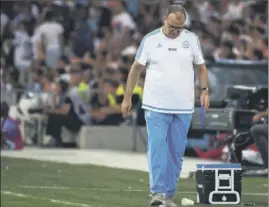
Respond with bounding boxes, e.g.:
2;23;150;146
196;63;209;109
253;109;269;121
196;63;208;89
46;104;70;115
123;61;145;100
121;34;148;117
257;110;269;118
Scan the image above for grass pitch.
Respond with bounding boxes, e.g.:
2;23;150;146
1;157;268;207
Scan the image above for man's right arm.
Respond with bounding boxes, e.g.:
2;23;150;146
257;110;269;118
124;35;148;101
123;61;145;101
253;109;269;122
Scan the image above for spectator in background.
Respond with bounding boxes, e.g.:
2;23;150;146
214;41;236;60
13;20;33;85
72;8;94;59
37;69;54;93
111;0;136;38
228;26;241;58
194;0;219;24
1;101;24;150
44;63;90;147
10;2;30;32
1;11;9;38
92;79;124;125
110;0;136;55
206;16;221;41
77;68;91;104
34;10;64;69
250;26;265;51
223;0;245;20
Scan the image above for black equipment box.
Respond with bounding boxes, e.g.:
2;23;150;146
191;108;257;131
196;164;242;205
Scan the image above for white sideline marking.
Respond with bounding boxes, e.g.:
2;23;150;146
1;190;91;207
18;185;144;192
13;185;269;196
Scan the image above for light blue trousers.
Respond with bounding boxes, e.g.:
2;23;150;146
145;110;192;198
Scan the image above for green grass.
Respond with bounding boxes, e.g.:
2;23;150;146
1;157;268;207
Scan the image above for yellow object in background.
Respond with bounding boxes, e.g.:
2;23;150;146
116;85;143;99
78;82;89;103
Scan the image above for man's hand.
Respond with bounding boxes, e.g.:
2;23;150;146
121;98;132;118
252;110;268;122
200;91;210;110
252;114;262;122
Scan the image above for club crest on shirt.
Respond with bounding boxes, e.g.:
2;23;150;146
182;41;190;48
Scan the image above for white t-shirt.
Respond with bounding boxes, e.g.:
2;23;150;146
135;28;205;114
32;27;40;60
34;21;64;50
1;12;9;36
223;2;245;20
14;30;33;68
112;12;136;38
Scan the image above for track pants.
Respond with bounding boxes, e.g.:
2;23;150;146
145;110;192;198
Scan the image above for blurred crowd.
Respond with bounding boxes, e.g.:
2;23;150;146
0;0;268;126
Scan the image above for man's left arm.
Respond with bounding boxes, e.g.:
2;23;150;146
193;35;209;109
253;109;269;122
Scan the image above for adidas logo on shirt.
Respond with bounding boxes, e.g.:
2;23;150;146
156;43;162;48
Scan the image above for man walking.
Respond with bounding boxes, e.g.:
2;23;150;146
121;5;209;207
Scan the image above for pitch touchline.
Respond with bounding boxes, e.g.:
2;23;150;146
18;185;144;192
8;185;269;196
1;190;91;207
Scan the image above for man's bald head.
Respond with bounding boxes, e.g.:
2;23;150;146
165;5;186;24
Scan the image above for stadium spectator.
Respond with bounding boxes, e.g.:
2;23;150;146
90;79;124;125
1;101;24;150
34;10;64;69
222;0;245;20
44;63;90;147
1;11;9;38
110;0;136;56
13;20;33;85
72;11;94;58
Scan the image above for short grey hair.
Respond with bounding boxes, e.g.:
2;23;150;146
165;4;187;20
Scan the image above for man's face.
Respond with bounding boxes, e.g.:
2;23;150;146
111;1;123;14
164;12;185;38
70;71;82;85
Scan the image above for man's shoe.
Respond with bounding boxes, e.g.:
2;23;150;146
164;197;177;207
150;193;164;206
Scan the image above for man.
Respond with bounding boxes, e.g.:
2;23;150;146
34;10;64;69
45;63;90;147
250;110;268;173
14;20;33;85
121;5;209;207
